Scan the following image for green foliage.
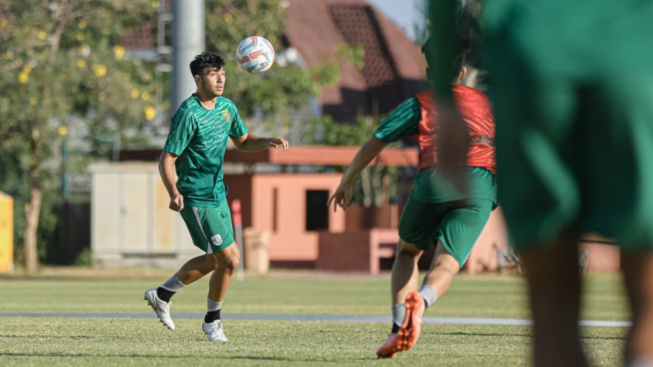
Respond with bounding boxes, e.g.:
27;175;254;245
308;44;365;86
74;248;93;267
0;0;158;264
301;114;400;207
301;115;379;146
0;0;368;264
204;1;364;133
204;0;312;130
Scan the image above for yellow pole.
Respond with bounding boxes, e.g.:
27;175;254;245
0;192;14;273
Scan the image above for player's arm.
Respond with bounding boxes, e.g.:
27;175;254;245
158;151;184;212
327;136;387;212
328;96;420;211
427;0;459;101
427;0;470;189
230;132;289;152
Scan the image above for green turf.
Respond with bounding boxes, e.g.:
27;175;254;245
0;270;629;366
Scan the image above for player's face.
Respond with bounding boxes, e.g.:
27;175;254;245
199;66;226;97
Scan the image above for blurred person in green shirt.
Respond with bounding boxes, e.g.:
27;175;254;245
428;1;653;366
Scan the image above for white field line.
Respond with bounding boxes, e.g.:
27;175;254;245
0;312;631;327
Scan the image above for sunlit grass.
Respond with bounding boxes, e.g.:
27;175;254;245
0;269;628;366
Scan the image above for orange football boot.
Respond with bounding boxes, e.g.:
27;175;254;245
376;333;401;359
397;291;424;351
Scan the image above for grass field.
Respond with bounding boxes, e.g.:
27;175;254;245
0;268;629;366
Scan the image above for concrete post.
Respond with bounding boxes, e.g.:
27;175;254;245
171;0;205;110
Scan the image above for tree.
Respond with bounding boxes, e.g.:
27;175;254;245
204;0;363;134
0;0;364;271
0;0;157;271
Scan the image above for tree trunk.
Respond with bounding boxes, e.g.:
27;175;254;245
23;166;41;272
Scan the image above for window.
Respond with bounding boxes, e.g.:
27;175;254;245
305;190;329;231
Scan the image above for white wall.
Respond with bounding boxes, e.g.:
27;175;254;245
90;162;198;268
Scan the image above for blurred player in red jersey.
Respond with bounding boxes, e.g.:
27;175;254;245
328;39;496;358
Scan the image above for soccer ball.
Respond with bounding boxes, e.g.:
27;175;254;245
236;36;275;74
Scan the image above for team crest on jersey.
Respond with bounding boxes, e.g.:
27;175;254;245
220;110;232;123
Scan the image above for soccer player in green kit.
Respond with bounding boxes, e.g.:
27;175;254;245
328;41;496;359
428;1;653;366
144;52;289;342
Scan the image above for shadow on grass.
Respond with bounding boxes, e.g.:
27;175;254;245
0;351;374;362
0;334;94;339
432;331;625;341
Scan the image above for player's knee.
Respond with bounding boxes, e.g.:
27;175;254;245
206;253;220;269
219;248;240;273
225;254;239;273
397;240;422;257
434;254;461;275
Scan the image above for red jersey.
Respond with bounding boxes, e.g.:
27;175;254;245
412;85;496;174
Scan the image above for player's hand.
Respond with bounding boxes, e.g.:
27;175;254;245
327;184;353;212
437;101;470;193
169;193;184;212
268;137;289;151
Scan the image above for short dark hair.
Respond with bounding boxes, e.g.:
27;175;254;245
189;52;225;76
421;37;471;70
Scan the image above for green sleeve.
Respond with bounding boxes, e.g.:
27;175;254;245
228;105;248;138
373;97;421;143
163;107;197;156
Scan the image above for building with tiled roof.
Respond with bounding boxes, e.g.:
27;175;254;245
122;0;427;122
283;0;427;121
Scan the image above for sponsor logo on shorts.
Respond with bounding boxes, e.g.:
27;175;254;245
211;234;223;247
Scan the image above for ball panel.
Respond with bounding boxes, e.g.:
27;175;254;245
236;36;275;74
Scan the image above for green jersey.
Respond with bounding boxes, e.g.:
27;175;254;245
163;94;248;207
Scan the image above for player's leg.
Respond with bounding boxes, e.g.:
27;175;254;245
144;206;217;330
144;254;218;330
196;200;238;342
584;71;653;366
376;197;447;358
484;26;590;363
621;253;653;365
398;199;494;352
419;242;460;305
201;242;239;343
376;239;422;358
392;242;460;352
391;239;422;308
520;228;589;367
420;199;493;305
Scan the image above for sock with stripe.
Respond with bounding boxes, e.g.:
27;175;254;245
204;297;223;324
157;274;186;302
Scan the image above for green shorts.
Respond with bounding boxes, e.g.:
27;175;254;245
398;197;494;267
180;200;235;253
484;0;653;252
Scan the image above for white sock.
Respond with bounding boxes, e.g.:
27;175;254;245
207;297;223;312
419;285;438;309
161;274;186;292
391;303;406;327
